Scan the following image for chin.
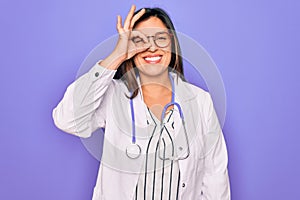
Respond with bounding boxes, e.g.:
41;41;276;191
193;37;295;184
137;63;169;77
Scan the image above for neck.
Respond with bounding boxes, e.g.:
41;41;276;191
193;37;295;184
139;71;174;120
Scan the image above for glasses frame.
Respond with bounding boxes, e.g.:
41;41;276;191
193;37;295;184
131;31;173;48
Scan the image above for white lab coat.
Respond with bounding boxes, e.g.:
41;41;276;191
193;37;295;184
52;62;231;200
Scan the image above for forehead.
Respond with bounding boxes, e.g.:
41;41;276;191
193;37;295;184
134;16;168;35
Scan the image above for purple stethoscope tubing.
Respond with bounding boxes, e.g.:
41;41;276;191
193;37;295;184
127;74;190;160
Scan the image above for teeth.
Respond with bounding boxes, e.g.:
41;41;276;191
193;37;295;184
144;56;161;61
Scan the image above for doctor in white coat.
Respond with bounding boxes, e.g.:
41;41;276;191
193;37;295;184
53;5;230;200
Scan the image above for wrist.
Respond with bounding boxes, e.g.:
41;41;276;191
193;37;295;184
99;51;125;70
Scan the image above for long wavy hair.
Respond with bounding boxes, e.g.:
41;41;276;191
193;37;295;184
114;7;184;98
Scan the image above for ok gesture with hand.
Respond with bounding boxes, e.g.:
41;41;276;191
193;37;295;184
100;5;150;70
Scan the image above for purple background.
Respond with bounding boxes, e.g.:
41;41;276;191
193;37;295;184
1;0;299;199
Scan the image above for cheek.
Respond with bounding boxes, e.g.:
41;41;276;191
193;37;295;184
133;54;142;65
133;57;138;65
164;46;172;56
163;48;172;62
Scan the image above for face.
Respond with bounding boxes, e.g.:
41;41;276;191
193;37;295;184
133;17;172;77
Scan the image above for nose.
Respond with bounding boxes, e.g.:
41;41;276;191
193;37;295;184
147;36;157;52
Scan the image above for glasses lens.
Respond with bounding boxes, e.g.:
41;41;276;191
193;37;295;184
131;36;145;47
155;32;171;48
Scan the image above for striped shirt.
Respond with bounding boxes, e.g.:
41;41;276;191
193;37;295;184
134;108;181;200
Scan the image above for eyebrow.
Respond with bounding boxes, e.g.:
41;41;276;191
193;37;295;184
143;31;169;37
134;28;168;34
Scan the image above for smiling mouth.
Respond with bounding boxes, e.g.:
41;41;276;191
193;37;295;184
143;55;162;64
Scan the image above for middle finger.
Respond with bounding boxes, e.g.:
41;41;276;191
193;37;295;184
123;5;136;30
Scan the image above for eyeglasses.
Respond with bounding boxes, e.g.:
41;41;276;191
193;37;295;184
131;31;172;48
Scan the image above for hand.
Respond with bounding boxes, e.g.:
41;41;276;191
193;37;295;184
116;5;151;60
100;5;151;70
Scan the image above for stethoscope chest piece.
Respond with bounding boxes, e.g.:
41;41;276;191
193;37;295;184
126;143;141;159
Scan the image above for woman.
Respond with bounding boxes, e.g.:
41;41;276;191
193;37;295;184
53;5;230;200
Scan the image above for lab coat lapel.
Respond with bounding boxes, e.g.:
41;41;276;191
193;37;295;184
132;89;152;149
172;73;198;179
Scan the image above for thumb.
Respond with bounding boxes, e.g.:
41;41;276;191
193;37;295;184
127;43;151;59
135;43;151;54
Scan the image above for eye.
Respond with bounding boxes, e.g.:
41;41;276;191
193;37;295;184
155;32;170;41
131;36;145;44
157;36;167;41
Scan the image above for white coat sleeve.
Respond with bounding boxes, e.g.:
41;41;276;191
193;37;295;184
52;62;117;138
201;93;231;199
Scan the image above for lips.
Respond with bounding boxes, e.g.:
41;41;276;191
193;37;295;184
143;54;162;64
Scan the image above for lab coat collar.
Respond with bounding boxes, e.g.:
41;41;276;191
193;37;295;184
169;72;197;103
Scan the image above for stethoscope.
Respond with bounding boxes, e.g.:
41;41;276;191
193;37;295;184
126;74;190;160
